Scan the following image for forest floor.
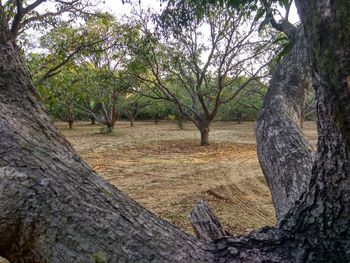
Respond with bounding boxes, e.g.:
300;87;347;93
0;120;317;263
58;120;318;235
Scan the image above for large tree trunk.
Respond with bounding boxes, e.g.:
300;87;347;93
197;118;210;146
256;25;314;222
281;1;350;260
0;17;215;263
200;128;209;146
1;1;350;262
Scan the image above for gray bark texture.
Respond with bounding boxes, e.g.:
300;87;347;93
197;118;210;146
0;18;292;262
256;25;314;222
0;13;214;263
1;0;350;262
189;200;230;242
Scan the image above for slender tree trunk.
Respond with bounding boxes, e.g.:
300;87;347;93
0;22;214;262
177;117;184;130
154;114;159;125
130;114;135;127
111;109;117;129
237;111;242;124
110;117;116;129
66;99;74;129
198;119;210;146
255;25;314;222
176;109;185;130
90;116;96;125
128;103;139;128
100;103;116;132
68;119;74;129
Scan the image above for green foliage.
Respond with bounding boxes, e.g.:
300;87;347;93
137;100;176;120
28;12;143;127
220;86;267;121
36;63;87;122
128;5;277;128
161;0;293;30
23;0;281;127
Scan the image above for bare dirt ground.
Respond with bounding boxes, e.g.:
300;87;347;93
59;120;317;234
0;121;317;263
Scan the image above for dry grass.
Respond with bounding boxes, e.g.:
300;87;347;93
0;120;317;263
58;120;317;235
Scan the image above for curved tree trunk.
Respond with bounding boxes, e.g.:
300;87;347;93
256;26;314;222
280;1;350;260
0;25;214;262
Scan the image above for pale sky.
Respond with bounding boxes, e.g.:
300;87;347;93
101;0;164;17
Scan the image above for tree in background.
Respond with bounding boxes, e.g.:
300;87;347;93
121;93;150;127
128;5;277;145
3;0;102;90
38;64;87;128
219;79;267;122
73;13;138;132
30;12;139;132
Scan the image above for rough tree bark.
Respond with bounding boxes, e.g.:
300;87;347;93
189;200;230;242
196;117;211;146
281;1;350;260
1;0;350;262
256;25;314;222
200;128;209;146
0;17;215;262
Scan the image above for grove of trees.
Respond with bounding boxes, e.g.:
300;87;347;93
127;5;277;145
0;0;349;262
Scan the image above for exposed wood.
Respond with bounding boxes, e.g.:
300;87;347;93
189;200;229;242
